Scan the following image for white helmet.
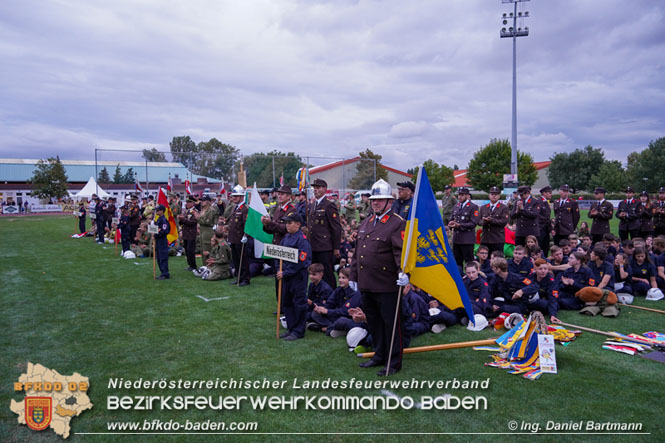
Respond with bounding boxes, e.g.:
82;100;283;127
467;314;489;332
617;293;634;305
369;179;394;200
122;250;136;259
231;185;245;196
646;288;664;301
346;327;368;349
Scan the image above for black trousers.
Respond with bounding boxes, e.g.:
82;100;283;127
184;238;197;268
96;218;105;243
538;227;551;257
361;291;403;371
313;250;336;289
156;239;170;277
453;243;474;267
78;218;86;233
129;224;139;244
591;234;605;245
231;243;250;284
654;227;665;237
619;229;640;241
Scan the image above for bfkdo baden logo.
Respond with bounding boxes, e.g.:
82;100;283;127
10;363;93;439
25;397;53;431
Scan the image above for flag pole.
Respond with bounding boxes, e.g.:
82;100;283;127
359;338;499;358
276;260;284;339
385;167;422;376
152;234;156;279
237;243;245;285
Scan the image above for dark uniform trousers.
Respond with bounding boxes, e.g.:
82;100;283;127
78;214;86;233
361;291;403;371
231;243;250;284
155;215;170;278
282;271;308;338
96;216;106;243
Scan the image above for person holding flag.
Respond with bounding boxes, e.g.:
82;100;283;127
349;179;407;376
228;185;250;286
154;204;171;280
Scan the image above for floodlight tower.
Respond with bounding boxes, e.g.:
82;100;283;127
500;0;530;177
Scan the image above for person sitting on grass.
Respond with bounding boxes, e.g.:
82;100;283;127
202;231;232;281
310;268;361;337
461;261;498;320
555;251;592;312
614;253;633;295
629;247;658;296
508;245;533;277
523;258;561;323
588;245;615;290
400;283;431;347
306;263;333;325
547;245;570;278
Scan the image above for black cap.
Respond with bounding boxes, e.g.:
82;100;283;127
201;195;212;201
259;189;270;196
626;186;635;193
397;181;415;192
560;184;571;192
659;187;665;193
640;190;649;196
489;186;501;194
444;184;452;190
148;195;154;200
271;187;279;193
155;204;166;212
312;178;327;188
362;192;371;197
539;186;552;194
458;187;470;195
130;194;138;200
186;195;198;203
282;212;302;223
594;187;606;194
517;185;531;193
277;185;292;195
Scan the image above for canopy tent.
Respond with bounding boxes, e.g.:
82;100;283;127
75;176;111;199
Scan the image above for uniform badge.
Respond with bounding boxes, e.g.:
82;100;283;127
345;302;350;307
522;278;532;285
474;210;479;217
332;213;337;218
589;278;595;286
299;251;307;262
552;290;559;298
400;230;405;240
380;215;389;223
25;397;52;431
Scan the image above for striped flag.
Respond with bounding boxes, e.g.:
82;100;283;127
167;175;173;192
185;180;192;195
135;177;143;193
156;187;179;244
244;183;274;258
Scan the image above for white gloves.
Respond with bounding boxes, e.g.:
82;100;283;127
396;272;409;286
241;235;248;244
349;281;358;292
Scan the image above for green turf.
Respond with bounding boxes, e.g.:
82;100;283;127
1;214;663;442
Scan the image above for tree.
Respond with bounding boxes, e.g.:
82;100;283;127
170;136;197;169
142;148;167;162
98;167;111;184
588;160;627;194
409;159;454;192
466;138;537;191
195;138;241;180
112;164;124;184
30;156;69;201
244;151;303;188
547;145;605;192
348;149;388;190
122;167;136;184
626;137;665;192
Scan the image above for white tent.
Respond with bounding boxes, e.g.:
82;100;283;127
75;176;111;199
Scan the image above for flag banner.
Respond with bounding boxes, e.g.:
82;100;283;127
244;184;274;258
219;181;226;195
279;173;285;187
157;187;179;244
400;167;474;321
167;176;173;192
184;180;192;195
296;167;309;192
135;177;143;193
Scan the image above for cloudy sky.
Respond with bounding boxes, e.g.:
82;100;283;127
1;0;663;170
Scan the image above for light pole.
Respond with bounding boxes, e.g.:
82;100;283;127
500;0;530;177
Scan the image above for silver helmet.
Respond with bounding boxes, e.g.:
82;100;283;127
231;185;245;196
369;179;394;200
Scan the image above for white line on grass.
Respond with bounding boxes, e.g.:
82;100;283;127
196;295;230;302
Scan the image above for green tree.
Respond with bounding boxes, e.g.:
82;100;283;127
30;156;69;201
626;137;665;193
97;167;111;184
245;151;303;188
409;159;454;192
122;167;136;184
348;149;388;190
588;160;628;194
195;138;241;180
466;138;537;191
112;164;123;184
547;145;605;192
142;148;167;162
170;136;197;169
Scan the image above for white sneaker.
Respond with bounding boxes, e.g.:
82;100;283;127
431;324;447;334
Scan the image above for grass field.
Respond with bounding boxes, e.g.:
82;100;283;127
2;214;663;442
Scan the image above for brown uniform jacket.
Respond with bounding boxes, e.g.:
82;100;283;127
616;199;642;232
553;198;580;236
307;197;342;252
479;202;509;244
180;207;198;241
263;203;295;246
450;201;479;245
589;200;614;235
510;196;541;237
349;212;405;293
654;200;665;229
640;204;655;233
228;203;248;244
538;197;551;231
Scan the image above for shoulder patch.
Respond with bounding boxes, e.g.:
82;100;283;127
299;251;307;262
552;290;559;298
589;278;595;286
474;210;479;217
523;278;532;285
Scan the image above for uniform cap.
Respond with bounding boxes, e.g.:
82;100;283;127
517;185;531;193
640;190;649;197
444;184;452;190
559;184;571;192
539;186;552;194
397;181;415;192
312;178;328;188
155;204;166;212
625;186;635;193
200;194;212;201
281;212;302;223
231;185;245;196
594;187;606;194
277;185;292;195
259;189;270;195
457;187;470;195
186;195;198;203
659;187;665;193
488;186;501;194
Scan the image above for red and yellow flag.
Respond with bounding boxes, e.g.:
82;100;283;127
157;187;179;244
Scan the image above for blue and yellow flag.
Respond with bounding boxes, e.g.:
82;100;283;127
401;167;475;321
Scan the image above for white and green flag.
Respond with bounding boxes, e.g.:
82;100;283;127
244;184;273;258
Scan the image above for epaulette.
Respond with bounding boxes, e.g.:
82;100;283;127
393;213;405;221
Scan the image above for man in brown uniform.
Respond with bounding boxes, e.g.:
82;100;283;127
178;195;199;270
479;186;509;255
448;187;479;268
349;179;406;376
553;184;580;246
616;186;642;241
441;184;458;226
228;186;250;286
262;185;297;290
307;179;342;289
510;185;541;246
589;187;614;244
196;195;219;259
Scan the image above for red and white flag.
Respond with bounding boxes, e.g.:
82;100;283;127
219;181;226;195
279;173;285;187
135;177;143;193
167;176;173;192
185;180;192;195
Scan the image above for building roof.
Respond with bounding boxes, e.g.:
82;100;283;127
0;158;220;183
452;161;551;188
309;157;412;178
